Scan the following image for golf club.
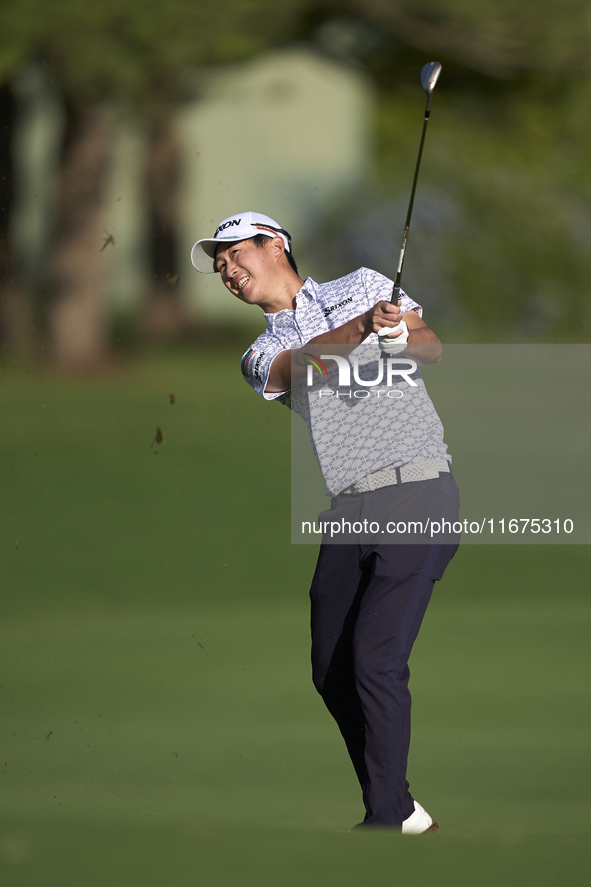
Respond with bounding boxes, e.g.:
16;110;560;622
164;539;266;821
391;61;442;304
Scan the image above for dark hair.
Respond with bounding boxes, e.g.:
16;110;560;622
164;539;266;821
252;231;299;276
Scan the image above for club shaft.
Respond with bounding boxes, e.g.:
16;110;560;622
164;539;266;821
392;94;433;303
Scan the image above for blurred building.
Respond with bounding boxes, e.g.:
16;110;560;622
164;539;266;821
11;48;374;340
177;47;374;321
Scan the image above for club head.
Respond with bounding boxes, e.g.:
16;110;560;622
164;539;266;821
421;61;442;95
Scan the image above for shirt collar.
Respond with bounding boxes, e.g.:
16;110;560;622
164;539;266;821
298;277;319;300
263;277;318;330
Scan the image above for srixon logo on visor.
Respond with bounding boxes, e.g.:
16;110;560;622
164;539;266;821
214;219;241;237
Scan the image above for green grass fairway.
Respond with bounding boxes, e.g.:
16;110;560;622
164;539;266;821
1;351;590;886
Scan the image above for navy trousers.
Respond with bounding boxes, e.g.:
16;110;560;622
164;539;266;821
309;476;459;827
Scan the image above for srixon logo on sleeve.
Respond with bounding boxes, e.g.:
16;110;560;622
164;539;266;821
215;218;241;237
241;347;265;383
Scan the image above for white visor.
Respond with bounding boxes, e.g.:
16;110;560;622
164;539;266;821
190;211;291;273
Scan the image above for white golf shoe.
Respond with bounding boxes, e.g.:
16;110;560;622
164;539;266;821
401;800;439;835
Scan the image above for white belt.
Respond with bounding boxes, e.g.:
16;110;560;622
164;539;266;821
340;462;449;496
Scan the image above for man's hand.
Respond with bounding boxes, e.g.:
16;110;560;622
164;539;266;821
365;299;405;338
378;321;409;355
265;301;441;393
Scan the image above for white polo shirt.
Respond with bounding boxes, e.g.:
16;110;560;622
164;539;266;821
240;267;451;496
240;268;419;397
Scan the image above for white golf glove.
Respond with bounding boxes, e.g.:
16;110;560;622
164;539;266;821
377;321;409;355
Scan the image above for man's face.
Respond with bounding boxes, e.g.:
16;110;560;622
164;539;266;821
214;237;278;306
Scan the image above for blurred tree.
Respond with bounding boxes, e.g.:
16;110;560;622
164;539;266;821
300;0;591;339
312;0;591;79
46;104;114;365
141;110;187;341
0;0;306;365
1;0;591;355
0;84;28;351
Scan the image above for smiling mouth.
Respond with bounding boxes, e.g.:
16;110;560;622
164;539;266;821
237;276;250;290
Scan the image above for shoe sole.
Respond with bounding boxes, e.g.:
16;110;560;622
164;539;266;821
423;821;439;834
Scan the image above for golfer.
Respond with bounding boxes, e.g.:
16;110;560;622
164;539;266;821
191;212;459;833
